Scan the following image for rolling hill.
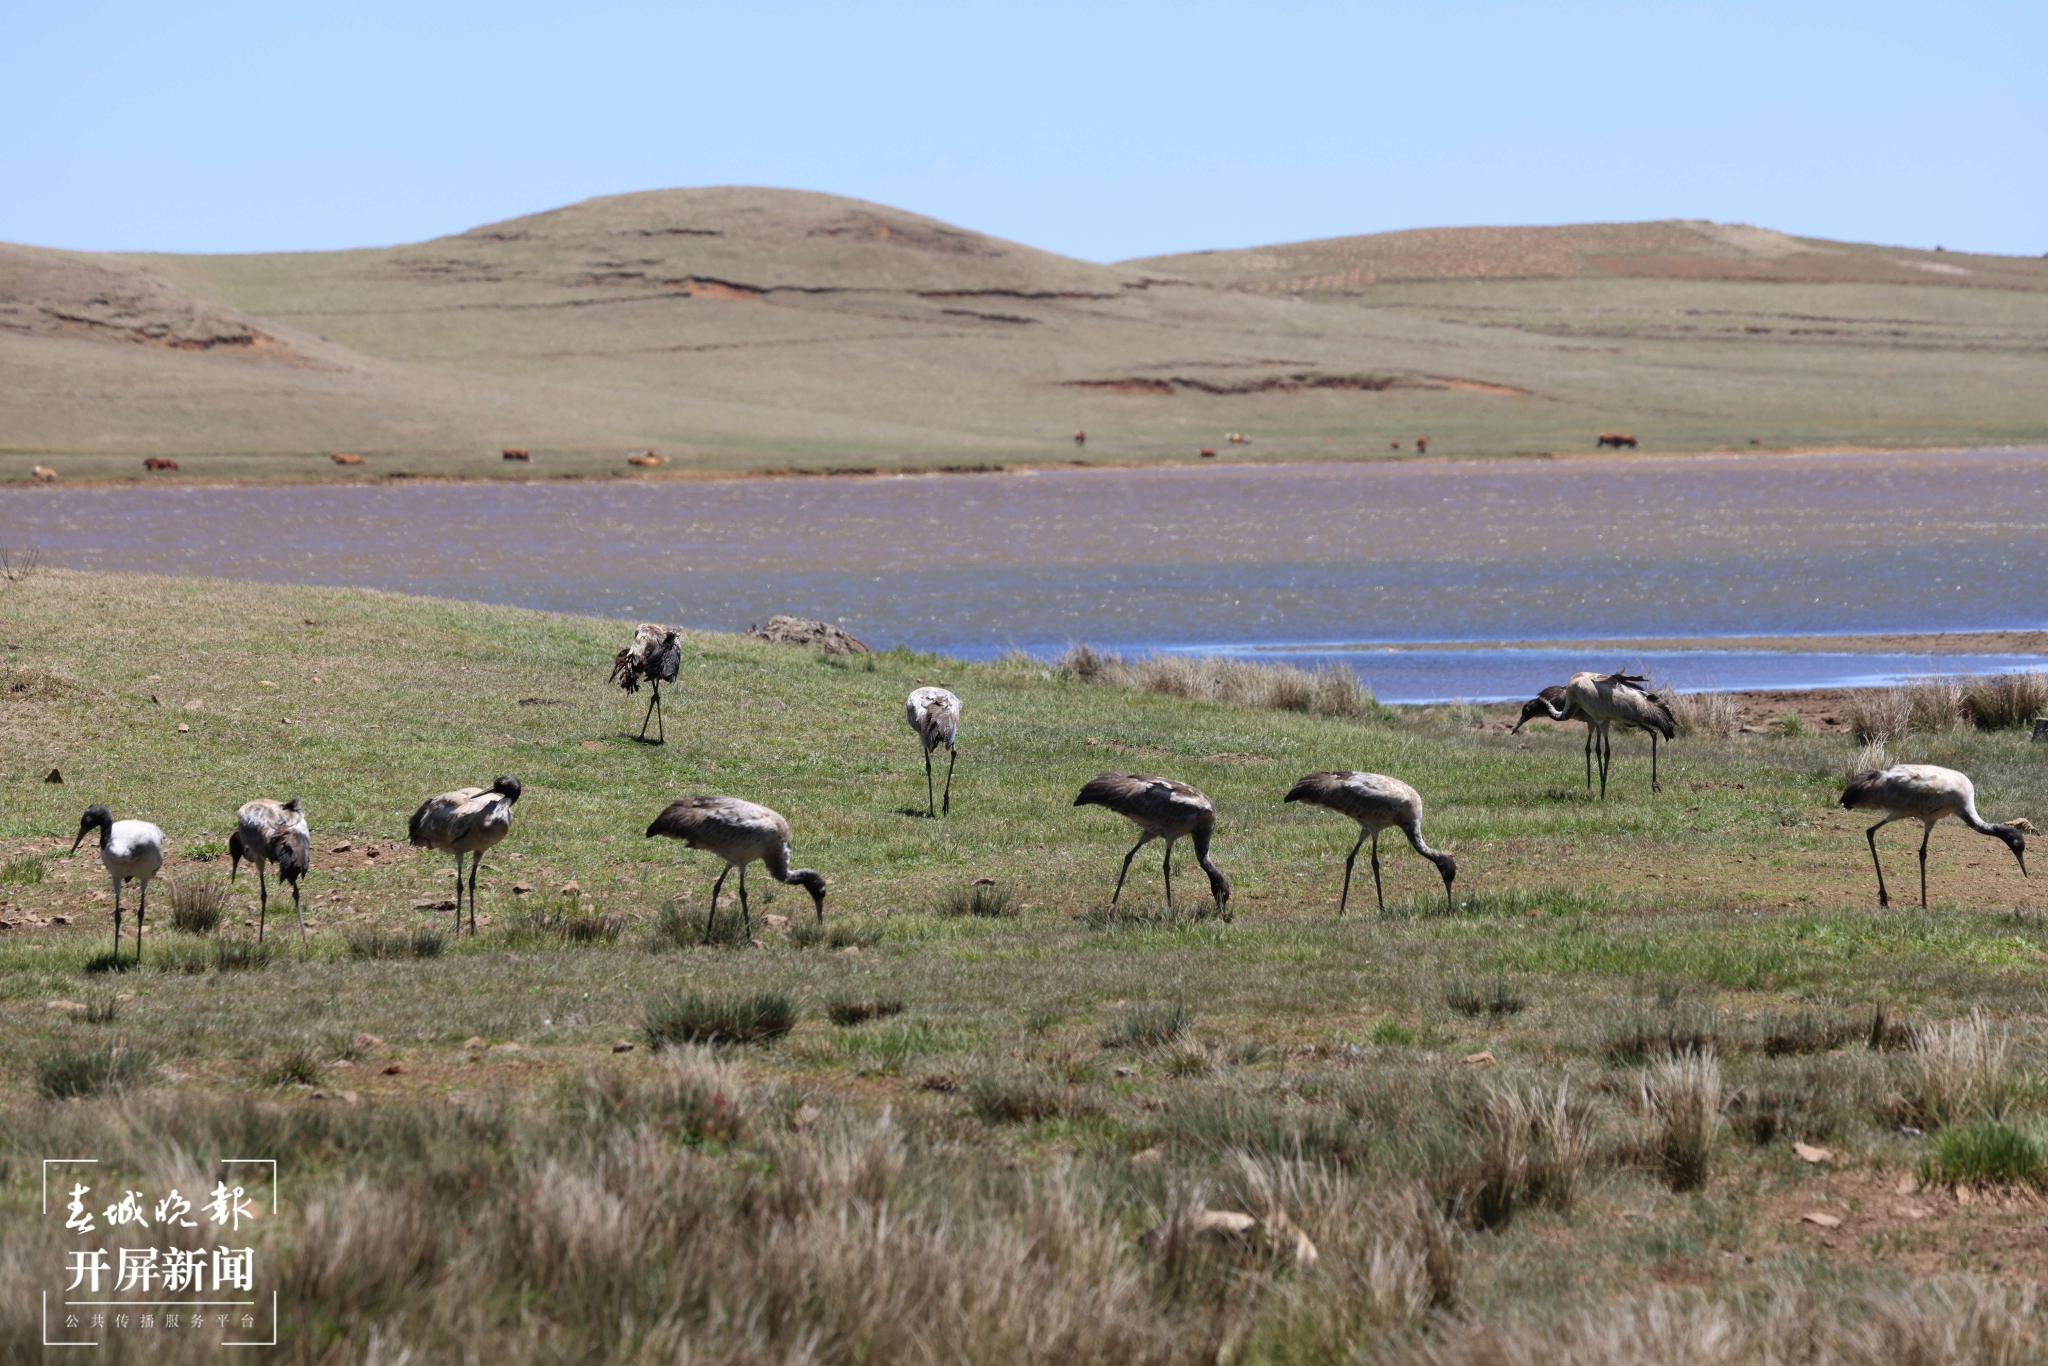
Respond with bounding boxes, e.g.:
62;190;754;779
4;187;2045;482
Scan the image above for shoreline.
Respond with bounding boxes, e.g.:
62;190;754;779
5;440;2042;491
1264;630;2048;658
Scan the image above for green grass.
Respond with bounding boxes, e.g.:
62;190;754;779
6;571;2048;1359
1923;1119;2047;1187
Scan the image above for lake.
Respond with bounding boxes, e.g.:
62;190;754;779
8;447;2048;702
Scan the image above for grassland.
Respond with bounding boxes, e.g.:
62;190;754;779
6;570;2048;1360
5;189;2047;484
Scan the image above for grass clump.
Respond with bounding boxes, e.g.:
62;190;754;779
1640;1049;1723;1192
790;918;882;950
966;1070;1076;1124
36;1040;155;1098
1759;1008;1863;1057
76;994;119;1025
1079;900;1232;928
1445;977;1524;1019
933;883;1017;918
826;994;906;1027
1663;685;1739;739
344;925;444;959
263;1041;323;1087
1055;644;1374;719
1103;1001;1194;1049
1904;1010;2013;1129
1923;1118;2046;1188
82;950;134;975
1964;672;2048;730
0;853;46;885
166;875;231;934
1600;1003;1720;1066
502;899;626;946
643;990;797;1048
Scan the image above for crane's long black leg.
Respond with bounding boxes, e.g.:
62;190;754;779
1162;838;1176;911
293;879;306;945
257;865;269;945
1866;820;1894;908
1598;726;1611;801
639;689;659;742
655;686;665;744
1339;828;1368;915
1651;732;1660;794
924;746;936;817
942;747;956;816
112;883;122;959
1371;830;1385;912
453;855;464;936
1584;725;1594;790
705;866;731;942
738;862;751;938
136;880;147;965
1908;823;1925;909
468;857;481;935
1111;833;1150;906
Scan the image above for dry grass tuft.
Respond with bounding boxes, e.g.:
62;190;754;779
1906;1009;2014;1129
1055;645;1372;719
1640;1049;1722;1192
1964;672;2048;730
1661;684;1740;739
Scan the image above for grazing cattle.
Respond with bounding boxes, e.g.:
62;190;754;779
627;452;668;468
1390;440;1401;450
1226;432;1251;445
330;452;363;465
1198;446;1218;459
1073;429;1086;447
1749;438;1762;447
32;466;57;482
143;457;179;471
1597;433;1638;450
501;447;531;462
1414;436;1428;454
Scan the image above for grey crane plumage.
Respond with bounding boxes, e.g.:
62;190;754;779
1527;671;1676;798
71;804;164;964
905;685;961;816
229;797;311;944
1285;771;1456;913
1839;763;2029;908
408;776;521;934
645;795;827;941
611;623;683;743
1072;771;1230;911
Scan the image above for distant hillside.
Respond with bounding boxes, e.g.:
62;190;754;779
1131;219;2048;292
4;189;2046;483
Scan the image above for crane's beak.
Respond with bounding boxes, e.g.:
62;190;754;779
69;829;87;854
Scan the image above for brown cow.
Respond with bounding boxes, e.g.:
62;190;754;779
1073;429;1086;447
627;452;669;468
330;452;364;465
1198;446;1218;459
1389;440;1401;451
1226;432;1251;445
32;465;57;482
1596;433;1638;450
502;447;532;461
143;457;180;471
1415;436;1429;454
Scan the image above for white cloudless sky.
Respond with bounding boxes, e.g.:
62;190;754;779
3;1;2042;259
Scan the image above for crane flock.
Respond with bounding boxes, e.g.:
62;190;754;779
52;640;2035;962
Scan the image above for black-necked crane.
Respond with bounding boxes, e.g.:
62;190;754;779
70;805;163;964
610;622;682;744
229;797;311;944
1285;771;1456;914
407;776;521;934
1526;671;1675;798
1072;772;1231;911
1839;763;2030;908
905;685;961;816
645;795;827;942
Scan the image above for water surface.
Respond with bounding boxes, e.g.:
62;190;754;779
8;448;2047;701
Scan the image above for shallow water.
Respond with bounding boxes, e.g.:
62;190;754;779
8;448;2048;701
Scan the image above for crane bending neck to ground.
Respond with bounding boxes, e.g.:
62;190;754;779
1839;763;2029;908
1528;671;1676;798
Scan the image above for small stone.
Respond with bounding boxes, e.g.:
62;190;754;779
839;944;862;956
611;1041;635;1053
176;723;189;732
792;1103;822;1132
331;1058;354;1069
1895;1172;1920;1195
364;846;381;858
512;883;533;894
414;898;457;911
558;881;581;896
1794;1142;1833;1164
332;843;352;854
1115;1066;1140;1078
259;680;277;689
1800;1211;1843;1229
971;876;996;886
46;999;86;1011
1460;1050;1496;1067
463;1036;486;1050
764;914;788;930
1131;1146;1164;1164
353;1033;385;1049
489;1042;522;1053
382;1063;404;1075
50;916;68;925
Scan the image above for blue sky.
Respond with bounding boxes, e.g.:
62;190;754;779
4;2;2042;260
